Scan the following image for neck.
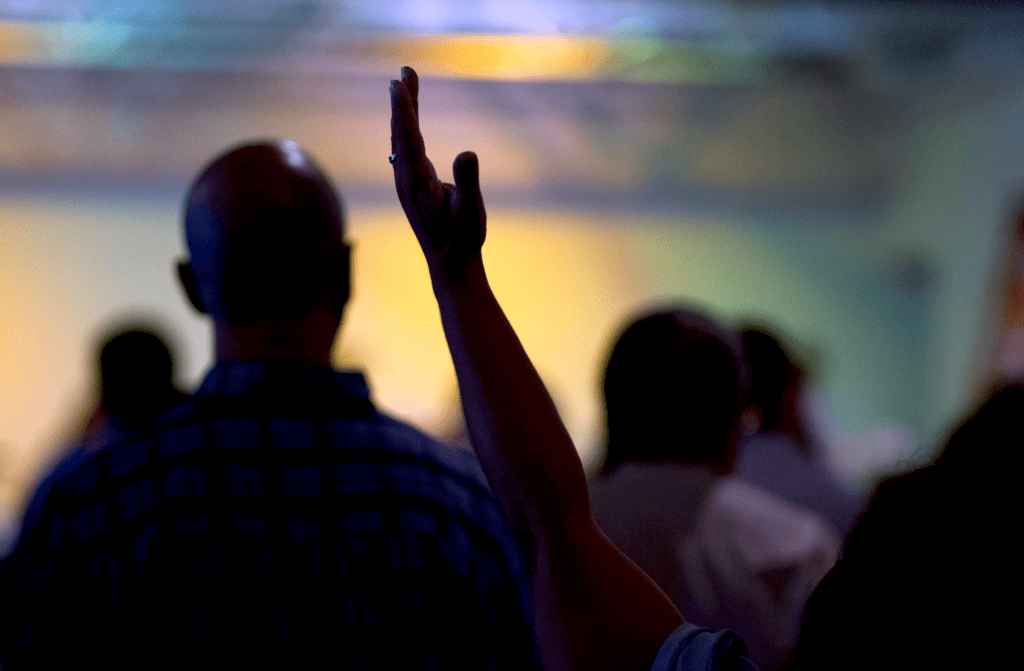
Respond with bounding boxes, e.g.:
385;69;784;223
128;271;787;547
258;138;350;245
212;311;340;367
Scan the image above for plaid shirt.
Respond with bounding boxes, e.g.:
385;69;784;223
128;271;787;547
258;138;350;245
1;362;538;670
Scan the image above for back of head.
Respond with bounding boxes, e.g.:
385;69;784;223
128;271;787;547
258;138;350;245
183;141;347;325
796;382;1024;670
99;327;181;428
740;325;801;431
601;305;748;472
936;379;1024;480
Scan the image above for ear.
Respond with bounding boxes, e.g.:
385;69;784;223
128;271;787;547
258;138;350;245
740;404;764;437
720;408;758;475
177;260;209;315
331;242;352;316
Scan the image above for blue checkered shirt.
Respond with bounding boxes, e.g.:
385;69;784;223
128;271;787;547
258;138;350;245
0;362;539;669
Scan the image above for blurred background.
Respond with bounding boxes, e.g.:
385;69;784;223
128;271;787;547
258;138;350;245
2;0;1024;524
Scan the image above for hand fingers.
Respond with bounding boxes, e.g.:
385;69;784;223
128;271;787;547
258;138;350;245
402;66;419;118
390;77;430;185
452;152;480;199
451;151;485;226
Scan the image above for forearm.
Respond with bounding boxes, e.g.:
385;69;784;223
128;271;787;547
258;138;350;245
390;65;681;671
428;255;590;539
428;256;683;671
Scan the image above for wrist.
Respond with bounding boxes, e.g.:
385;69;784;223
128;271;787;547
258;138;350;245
428;252;486;288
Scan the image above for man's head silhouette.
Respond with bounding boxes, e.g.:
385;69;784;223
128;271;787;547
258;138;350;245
601;305;749;474
740;325;804;434
98;326;183;429
177;141;350;364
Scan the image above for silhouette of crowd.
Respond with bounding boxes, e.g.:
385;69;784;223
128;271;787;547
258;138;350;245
0;65;1018;671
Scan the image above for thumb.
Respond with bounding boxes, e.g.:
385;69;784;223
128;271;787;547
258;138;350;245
451;151;485;223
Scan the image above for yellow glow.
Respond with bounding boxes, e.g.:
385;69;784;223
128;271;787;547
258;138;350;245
0;204;94;512
376;34;609;81
1;201;770;512
370;35;752;84
0;196;921;512
0;22;749;85
0;21;45;64
338;207;648;470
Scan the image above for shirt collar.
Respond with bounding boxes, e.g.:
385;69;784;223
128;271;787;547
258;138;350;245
196;361;371;400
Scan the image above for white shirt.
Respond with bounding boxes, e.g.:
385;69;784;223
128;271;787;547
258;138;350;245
590;462;839;669
735;431;865;539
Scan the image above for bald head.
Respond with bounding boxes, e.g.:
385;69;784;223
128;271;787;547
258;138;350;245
181;141;348;326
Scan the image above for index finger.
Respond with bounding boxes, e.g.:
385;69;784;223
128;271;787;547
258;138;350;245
390;78;428;174
402;66;419;118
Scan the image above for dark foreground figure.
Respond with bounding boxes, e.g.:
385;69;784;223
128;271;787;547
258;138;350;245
91;325;188;434
734;326;865;543
388;66;755;671
590;309;837;670
793;381;1023;670
0;142;538;669
388;64;1022;671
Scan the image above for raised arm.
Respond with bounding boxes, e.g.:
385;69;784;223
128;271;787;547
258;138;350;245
389;66;682;671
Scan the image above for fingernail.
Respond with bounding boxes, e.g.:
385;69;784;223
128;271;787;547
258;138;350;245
401;66;410;79
390;80;397;96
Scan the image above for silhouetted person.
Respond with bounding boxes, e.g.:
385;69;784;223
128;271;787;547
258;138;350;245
20;324;189;552
734;326;864;540
0;141;538;669
793;381;1023;670
390;65;754;671
0;445;14;559
590;307;838;670
438;377;567;453
77;325;187;441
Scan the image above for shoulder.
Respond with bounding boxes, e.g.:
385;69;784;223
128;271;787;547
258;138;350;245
318;407;494;498
736;435;865;529
350;411;513;530
368;411;489;483
840;466;951;564
651;623;759;671
592;463;717;504
710;477;827;530
704;478;839;571
870;466;941;508
15;399;513;549
735;434;809;479
591;462;716;531
44;396;203;500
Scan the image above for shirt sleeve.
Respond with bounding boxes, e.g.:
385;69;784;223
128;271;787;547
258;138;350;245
650;623;760;671
0;452;95;670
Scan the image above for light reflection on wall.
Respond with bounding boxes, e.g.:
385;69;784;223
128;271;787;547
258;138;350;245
340;208;648;474
1;192;926;516
0;195;204;515
0;20;759;86
1;199;654;512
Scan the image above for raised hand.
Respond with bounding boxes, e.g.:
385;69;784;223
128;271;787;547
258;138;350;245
389;65;684;671
390;66;486;273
